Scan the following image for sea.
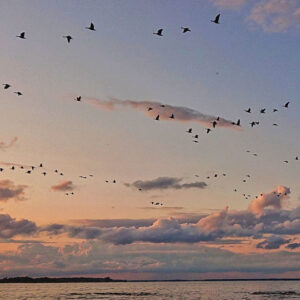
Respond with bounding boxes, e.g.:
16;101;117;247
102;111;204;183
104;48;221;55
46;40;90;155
0;281;300;299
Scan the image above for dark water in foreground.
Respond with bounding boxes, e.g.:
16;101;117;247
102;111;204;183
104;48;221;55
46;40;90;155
0;281;300;299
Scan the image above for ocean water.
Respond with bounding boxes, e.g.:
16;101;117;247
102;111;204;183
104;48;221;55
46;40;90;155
0;281;300;299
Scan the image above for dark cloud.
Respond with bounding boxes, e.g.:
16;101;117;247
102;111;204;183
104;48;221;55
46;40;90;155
256;235;291;249
0;180;27;202
0;214;37;239
87;97;237;129
286;243;300;250
51;181;75;192
126;177;207;191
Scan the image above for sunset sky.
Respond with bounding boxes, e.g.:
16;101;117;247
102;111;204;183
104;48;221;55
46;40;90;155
0;0;300;280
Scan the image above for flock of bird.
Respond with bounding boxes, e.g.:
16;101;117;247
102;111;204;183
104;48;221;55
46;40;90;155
1;12;298;208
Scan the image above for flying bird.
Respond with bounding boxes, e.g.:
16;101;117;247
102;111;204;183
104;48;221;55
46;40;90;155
155;115;160;121
206;128;211;134
194;134;199;139
153;29;163;36
3;84;11;89
147;107;153;111
63;35;73;43
75;96;81;102
187;128;192;133
212;121;217;128
181;27;191;33
86;22;96;31
245;108;251;113
260;109;266;114
16;32;26;39
14;92;23;96
211;14;220;24
169;113;174;119
273;109;278;112
283;101;290;108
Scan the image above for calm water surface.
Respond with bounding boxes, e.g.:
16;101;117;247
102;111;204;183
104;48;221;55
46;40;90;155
0;281;300;299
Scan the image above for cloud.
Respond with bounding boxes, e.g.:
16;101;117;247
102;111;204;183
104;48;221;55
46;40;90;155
87;97;237;129
256;235;290;249
248;186;290;215
0;214;37;239
248;0;300;32
51;181;75;192
126;177;208;191
0;180;27;202
0;137;18;150
286;243;300;250
211;0;249;9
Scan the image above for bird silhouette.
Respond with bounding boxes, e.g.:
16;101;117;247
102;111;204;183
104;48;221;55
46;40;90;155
42;172;47;176
296;156;299;161
169;113;175;119
284;161;288;163
273;108;278;112
3;84;11;89
14;92;23;96
273;123;278;126
211;14;220;24
16;32;26;39
155;115;160;120
260;109;266;114
147;107;153;111
26;170;31;174
153;29;163;36
181;27;191;33
39;163;43;168
206;128;211;134
194;134;199;139
283;101;290;108
86;23;95;31
187;128;192;133
75;96;81;102
212;121;217;128
63;35;73;43
245;108;251;113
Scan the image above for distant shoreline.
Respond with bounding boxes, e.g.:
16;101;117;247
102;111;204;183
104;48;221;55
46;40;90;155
1;277;300;283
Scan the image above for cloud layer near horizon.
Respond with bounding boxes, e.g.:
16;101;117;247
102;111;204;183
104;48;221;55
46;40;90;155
87;97;236;129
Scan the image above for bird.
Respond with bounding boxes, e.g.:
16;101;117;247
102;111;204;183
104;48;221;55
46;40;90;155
211;14;220;24
296;156;299;161
60;173;63;176
212;121;217;128
31;166;35;170
284;161;288;163
75;96;81;102
273;108;278;112
193;140;199;143
153;29;163;36
3;84;11;89
283;101;290;108
63;35;73;43
260;109;266;114
273;123;278;126
42;172;47;176
55;170;58;173
155;115;160;121
194;134;199;139
11;166;15;170
20;166;24;169
113;180;116;183
187;128;192;133
206;128;211;134
250;121;259;127
232;119;241;126
160;104;165;107
16;32;26;39
245;108;251;113
14;92;23;96
39;163;43;168
26;170;31;174
214;174;218;178
147;107;153;111
169;113;175;119
86;22;95;31
181;27;191;33
0;168;3;172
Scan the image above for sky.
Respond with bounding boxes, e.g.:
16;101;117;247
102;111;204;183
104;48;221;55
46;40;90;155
0;0;299;280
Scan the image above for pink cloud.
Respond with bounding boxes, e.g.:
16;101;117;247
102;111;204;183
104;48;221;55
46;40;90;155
0;180;27;202
0;137;18;150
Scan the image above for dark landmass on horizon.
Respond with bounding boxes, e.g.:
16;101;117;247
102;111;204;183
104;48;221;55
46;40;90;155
1;277;300;283
0;277;126;283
